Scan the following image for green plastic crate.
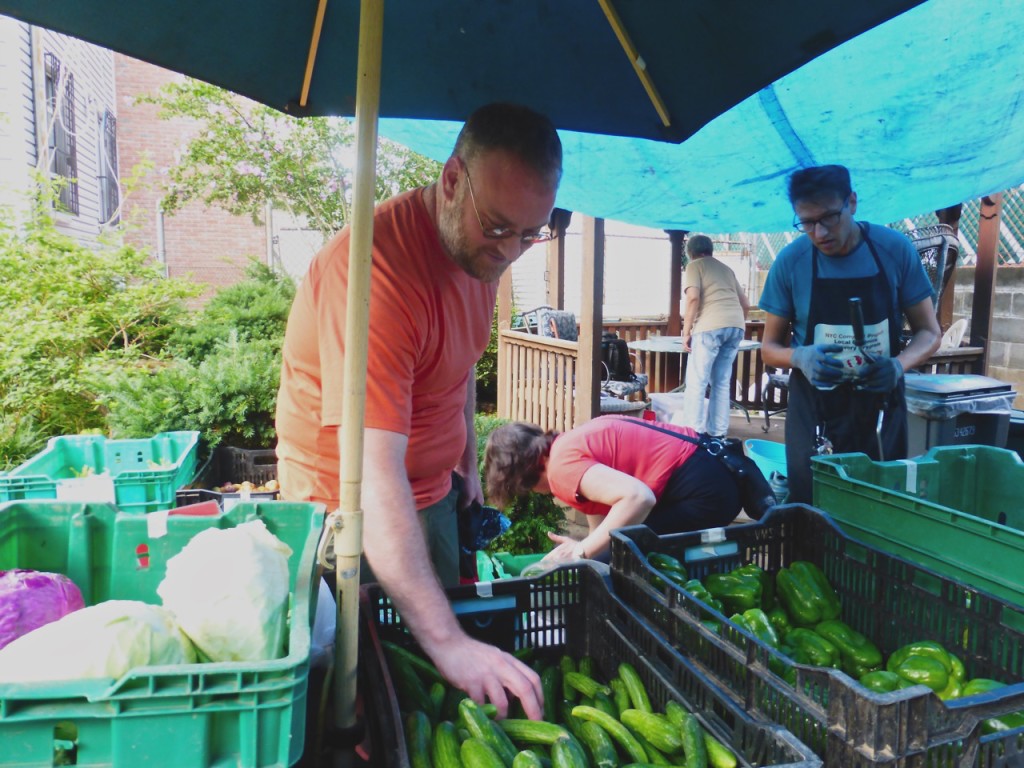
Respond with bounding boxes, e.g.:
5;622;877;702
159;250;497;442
811;445;1024;605
610;506;1024;767
0;431;201;514
360;565;821;768
0;498;325;767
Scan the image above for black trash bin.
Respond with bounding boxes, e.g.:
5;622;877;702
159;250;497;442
903;373;1016;456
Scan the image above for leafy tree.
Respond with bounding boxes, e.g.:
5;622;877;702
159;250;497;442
141;80;441;241
0;196;200;467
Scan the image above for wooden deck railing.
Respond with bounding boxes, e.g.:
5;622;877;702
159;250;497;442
498;330;580;432
498;320;985;429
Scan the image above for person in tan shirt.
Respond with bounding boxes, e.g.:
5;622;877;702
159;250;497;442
680;235;750;437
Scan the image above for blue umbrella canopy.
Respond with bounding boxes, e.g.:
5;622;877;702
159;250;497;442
0;1;923;144
380;0;1024;232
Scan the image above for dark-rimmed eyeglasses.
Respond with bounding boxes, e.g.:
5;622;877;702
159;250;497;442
464;165;555;245
793;199;850;233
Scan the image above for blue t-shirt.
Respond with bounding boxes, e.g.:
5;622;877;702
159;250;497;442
759;223;934;347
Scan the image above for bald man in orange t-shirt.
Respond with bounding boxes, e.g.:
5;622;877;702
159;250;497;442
276;103;562;719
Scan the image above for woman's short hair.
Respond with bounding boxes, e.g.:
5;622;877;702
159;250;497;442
484;422;558;508
686;234;713;258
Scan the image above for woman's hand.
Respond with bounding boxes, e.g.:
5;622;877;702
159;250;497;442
541;532;583;563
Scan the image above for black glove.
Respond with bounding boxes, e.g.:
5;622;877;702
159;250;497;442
857;356;903;393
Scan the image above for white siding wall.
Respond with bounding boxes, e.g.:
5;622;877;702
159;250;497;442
36;29;118;246
0;18;34;222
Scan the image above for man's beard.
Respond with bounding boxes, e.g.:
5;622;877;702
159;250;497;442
436;185;510;284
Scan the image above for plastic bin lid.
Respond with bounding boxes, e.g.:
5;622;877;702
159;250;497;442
904;373;1014;399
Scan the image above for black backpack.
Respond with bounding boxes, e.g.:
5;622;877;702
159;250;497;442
601;332;636;382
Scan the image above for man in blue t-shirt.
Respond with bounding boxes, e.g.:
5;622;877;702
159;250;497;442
760;165;941;503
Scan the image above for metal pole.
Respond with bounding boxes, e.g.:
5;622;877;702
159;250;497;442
333;0;383;745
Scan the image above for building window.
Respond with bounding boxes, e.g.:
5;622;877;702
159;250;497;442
44;52;78;214
98;110;119;224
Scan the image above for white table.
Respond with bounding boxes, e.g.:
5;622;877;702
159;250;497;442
627;336;762;419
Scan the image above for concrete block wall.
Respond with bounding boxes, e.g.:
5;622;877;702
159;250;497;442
952;265;1024;408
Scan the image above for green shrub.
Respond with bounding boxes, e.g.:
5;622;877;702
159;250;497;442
474;413;564;554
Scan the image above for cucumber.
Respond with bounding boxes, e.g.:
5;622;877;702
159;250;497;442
621;709;683;754
578;720;618;768
405;710;433;768
430;682;447;717
384;640;446;686
663;700;686;727
432;720;463;768
578;656;595;678
462;738;506;768
498;719;570;747
393;655;438;719
540;666;562;724
703;731;738;768
609;677;631;717
678;712;708;768
565;671;612;699
618;663;653;713
459;698;516;767
593;691;618;719
512;751;545;768
633;734;671;766
559;656;577;701
571;704;648;763
551;735;590;768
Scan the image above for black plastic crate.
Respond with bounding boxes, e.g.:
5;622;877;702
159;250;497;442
359;564;821;768
609;504;1024;766
175;445;278;506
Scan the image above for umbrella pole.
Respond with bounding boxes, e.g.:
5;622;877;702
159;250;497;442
332;0;384;761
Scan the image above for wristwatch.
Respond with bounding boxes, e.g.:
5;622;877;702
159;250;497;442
572;541;587;560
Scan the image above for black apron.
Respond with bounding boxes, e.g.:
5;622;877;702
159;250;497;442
786;223;908;503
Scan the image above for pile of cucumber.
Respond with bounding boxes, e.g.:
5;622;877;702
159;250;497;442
385;641;738;768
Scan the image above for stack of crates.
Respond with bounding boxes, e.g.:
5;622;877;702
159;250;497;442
361;564;821;767
811;445;1024;606
609;505;1024;766
0;498;324;767
176;445;279;507
0;431;200;514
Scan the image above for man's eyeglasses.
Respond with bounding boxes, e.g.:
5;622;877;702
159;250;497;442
793;199;850;233
464;165;555;245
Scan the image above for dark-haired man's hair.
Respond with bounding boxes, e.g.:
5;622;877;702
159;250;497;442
787;164;852;206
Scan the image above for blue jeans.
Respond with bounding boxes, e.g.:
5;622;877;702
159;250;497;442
681;326;744;436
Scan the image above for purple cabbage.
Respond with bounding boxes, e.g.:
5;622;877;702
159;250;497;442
0;569;85;650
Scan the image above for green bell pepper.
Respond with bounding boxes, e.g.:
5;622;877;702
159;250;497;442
735;563;775;610
705;570;762;613
784;628;841;668
892;655;949;694
741;608;781;649
886;640;958;689
962;679;1024;734
859;670;903;693
682;578;725;616
767;607;792;639
814;618;882;678
775;561;841;626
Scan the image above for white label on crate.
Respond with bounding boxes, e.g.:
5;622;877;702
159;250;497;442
700;528;727;544
56;474;115;503
147;509;170;539
898;459;918;493
475;581;494;598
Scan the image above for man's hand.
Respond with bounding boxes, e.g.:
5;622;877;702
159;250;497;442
458;470;484;510
790;344;845;388
682;333;692;352
427;635;544;719
857;356;903;392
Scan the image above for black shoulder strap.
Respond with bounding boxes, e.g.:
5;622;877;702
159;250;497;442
629;418;702;447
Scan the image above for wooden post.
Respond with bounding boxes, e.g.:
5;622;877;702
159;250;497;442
970;194;1001;375
578;216;604;424
666;230;686;335
935;204;962;331
496;269;514;417
546;208;571;309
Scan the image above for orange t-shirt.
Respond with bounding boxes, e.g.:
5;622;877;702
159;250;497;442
275;188;498;508
546;416;699;516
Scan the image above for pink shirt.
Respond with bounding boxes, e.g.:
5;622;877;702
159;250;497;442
546;416;699;516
